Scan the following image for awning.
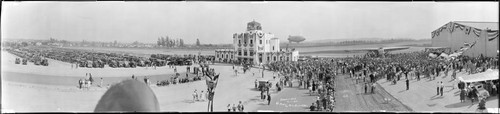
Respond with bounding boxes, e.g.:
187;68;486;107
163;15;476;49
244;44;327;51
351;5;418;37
458;69;499;82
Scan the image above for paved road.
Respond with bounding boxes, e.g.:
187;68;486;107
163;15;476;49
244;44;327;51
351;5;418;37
334;74;413;112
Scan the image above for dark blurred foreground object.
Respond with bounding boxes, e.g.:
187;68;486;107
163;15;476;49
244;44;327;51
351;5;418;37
95;79;160;112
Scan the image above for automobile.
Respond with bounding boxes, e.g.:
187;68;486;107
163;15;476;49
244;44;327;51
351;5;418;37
473;83;490;98
184;60;193;65
41;59;49;66
86;61;93;68
15;58;20;64
22;58;28;65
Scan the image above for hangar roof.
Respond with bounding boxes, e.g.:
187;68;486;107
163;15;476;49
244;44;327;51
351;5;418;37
454;21;498;30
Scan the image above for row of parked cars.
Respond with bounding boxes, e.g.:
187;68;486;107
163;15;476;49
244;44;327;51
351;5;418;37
8;48;49;66
6;46;217;68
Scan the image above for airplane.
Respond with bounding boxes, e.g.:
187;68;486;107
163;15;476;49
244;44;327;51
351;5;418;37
343;47;410;58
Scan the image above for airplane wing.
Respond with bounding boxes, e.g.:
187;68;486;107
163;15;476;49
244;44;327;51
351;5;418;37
382;47;410;52
343;47;409;52
343;48;379;53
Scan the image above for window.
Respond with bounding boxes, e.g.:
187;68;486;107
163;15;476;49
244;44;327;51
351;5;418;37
250;40;253;44
272;46;275;51
238;51;242;56
239;40;241;44
274;57;276;61
267;57;270;61
244;51;247;56
260;40;262;44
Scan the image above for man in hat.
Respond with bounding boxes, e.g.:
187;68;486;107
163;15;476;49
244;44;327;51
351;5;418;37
94;79;160;112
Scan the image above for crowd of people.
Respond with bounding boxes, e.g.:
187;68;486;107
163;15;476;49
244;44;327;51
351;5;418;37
265;50;498;112
227;101;245;112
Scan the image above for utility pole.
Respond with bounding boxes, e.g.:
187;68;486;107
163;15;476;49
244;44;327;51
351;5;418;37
206;73;219;112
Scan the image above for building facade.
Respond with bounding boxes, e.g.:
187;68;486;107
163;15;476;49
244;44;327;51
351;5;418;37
431;21;499;57
215;21;299;65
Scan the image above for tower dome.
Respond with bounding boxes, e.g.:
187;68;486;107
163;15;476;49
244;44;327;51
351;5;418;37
247;20;262;31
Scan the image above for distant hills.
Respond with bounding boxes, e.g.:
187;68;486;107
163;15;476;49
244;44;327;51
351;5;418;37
280;38;431;48
282;38;430;44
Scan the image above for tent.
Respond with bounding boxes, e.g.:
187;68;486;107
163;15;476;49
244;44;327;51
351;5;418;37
458;69;499;82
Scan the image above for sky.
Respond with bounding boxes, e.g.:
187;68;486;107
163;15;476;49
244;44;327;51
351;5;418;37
1;2;498;44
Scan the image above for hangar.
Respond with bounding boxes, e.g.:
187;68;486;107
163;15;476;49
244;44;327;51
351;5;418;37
431;21;498;57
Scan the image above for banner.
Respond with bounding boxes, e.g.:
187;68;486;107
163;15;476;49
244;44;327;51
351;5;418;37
487;30;499;41
465;26;471;35
448;23;455;33
472;28;482;37
457;23;465;30
432;31;436;38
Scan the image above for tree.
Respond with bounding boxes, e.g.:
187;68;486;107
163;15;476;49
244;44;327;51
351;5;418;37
161;37;165;47
157;37;161;46
165;36;169;47
180;39;184;47
196;39;200;46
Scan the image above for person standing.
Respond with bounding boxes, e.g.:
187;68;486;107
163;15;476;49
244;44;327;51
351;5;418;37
364;83;368;94
406;79;410;90
237;101;244;112
227;104;232;112
440;81;444;96
471;87;478;104
437;82;440;95
460;89;466;102
478;97;487;112
193;90;198;102
199;91;205;101
371;83;376;94
267;93;272;105
255;79;258;89
78;79;83;89
232;104;237;112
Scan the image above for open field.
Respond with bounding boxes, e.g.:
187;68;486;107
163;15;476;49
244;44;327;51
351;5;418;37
62;40;430;58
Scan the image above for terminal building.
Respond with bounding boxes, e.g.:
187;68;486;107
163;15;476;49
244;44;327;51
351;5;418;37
431;21;499;57
215;20;299;65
